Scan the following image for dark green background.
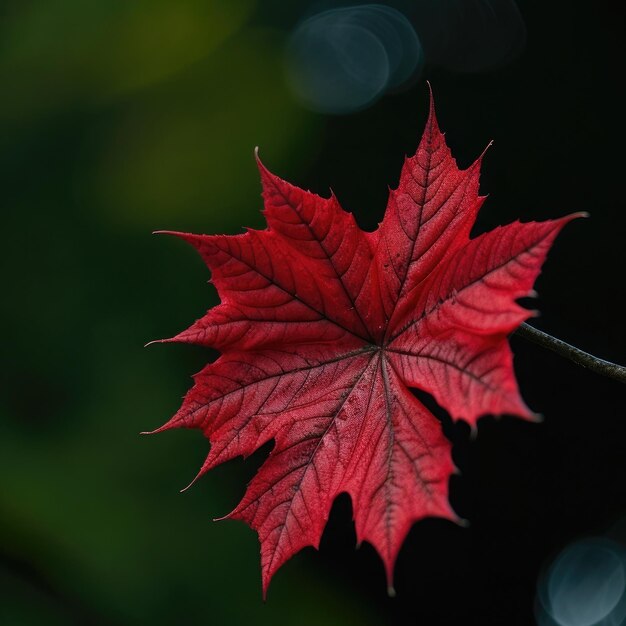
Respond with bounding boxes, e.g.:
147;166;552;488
1;1;624;624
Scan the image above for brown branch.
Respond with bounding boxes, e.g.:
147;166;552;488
515;323;626;384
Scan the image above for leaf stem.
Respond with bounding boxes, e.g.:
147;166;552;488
515;323;626;384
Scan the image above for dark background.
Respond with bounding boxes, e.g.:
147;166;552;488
0;1;624;625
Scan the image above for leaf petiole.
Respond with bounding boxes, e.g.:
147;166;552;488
515;323;626;384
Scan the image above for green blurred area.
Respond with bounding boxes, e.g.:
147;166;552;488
0;1;380;624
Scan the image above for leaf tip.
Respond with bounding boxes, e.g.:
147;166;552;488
477;139;494;163
387;585;397;598
139;426;164;436
455;517;471;529
180;475;200;493
255;146;268;171
152;230;202;248
426;82;437;126
141;413;183;436
559;211;589;225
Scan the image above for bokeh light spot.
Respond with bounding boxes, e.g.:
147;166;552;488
537;538;626;626
285;5;423;114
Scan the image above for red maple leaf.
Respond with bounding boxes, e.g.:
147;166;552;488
149;91;580;596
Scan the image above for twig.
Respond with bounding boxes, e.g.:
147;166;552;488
515;323;626;384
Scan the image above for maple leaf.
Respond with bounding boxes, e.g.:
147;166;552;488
149;90;581;596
